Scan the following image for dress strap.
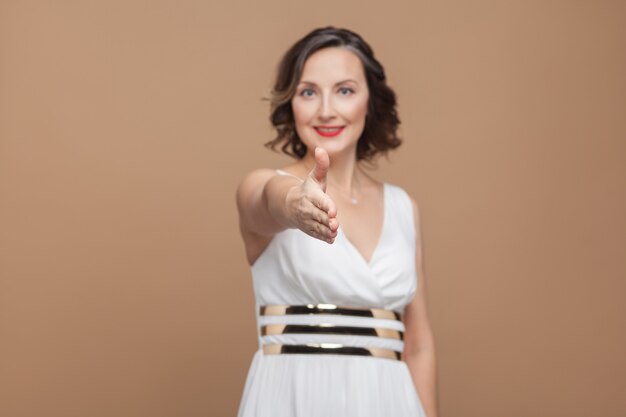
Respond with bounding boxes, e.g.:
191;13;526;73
275;169;304;182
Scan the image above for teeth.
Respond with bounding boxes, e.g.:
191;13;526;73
317;127;342;132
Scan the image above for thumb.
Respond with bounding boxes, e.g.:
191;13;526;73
309;147;330;189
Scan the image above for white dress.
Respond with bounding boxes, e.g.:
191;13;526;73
237;178;427;417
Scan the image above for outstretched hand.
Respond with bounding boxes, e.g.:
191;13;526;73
285;147;339;243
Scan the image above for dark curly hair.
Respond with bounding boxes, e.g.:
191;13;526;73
264;26;401;162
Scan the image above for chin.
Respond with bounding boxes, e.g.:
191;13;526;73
311;142;358;159
300;129;360;158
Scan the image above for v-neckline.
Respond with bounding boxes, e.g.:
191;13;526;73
338;183;388;266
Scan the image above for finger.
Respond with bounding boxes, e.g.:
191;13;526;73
309;206;330;226
310;192;337;218
309;210;338;235
328;216;339;232
306;221;337;241
327;200;337;218
308;147;330;189
306;200;339;228
314;218;338;237
304;222;327;241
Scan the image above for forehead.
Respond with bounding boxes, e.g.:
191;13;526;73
299;47;366;84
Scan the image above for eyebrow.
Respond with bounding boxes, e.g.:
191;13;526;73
298;79;359;87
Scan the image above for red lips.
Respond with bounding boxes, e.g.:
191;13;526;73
314;126;345;137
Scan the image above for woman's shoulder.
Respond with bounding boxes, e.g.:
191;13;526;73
236;164;306;202
239;163;303;183
359;172;414;204
378;182;420;243
275;162;308;180
236;168;277;192
384;181;414;199
381;181;419;221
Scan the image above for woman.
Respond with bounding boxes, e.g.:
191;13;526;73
235;27;438;417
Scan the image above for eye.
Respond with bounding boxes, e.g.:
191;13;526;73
299;88;315;97
338;87;354;96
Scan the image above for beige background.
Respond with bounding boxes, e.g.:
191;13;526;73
1;1;625;416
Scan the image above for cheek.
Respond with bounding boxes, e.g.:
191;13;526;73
291;100;316;125
338;97;369;123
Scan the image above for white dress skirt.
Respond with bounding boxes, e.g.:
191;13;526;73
237;181;428;417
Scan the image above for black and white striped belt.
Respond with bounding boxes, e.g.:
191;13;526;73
259;303;404;361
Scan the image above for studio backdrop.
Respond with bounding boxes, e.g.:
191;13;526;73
1;1;625;416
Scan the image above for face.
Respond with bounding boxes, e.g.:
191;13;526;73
291;47;369;160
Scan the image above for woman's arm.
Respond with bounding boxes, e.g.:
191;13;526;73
235;147;339;258
236;167;302;237
403;196;438;417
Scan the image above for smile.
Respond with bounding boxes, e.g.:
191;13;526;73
314;126;345;137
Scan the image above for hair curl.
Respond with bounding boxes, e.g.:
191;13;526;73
264;26;401;162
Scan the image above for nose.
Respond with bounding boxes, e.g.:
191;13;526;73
318;93;336;120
